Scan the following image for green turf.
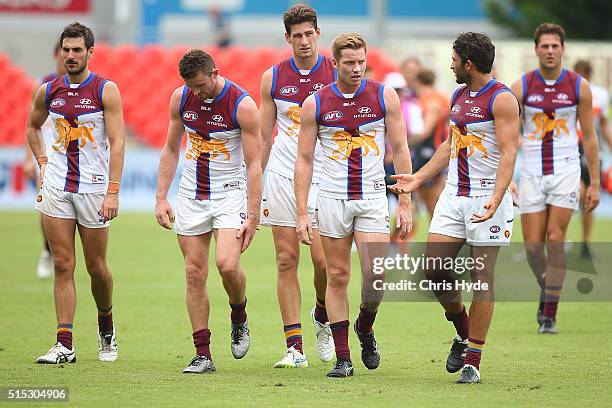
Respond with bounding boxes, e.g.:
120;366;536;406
1;211;611;407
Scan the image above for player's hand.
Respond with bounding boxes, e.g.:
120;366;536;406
296;214;313;245
23;158;36;181
395;200;413;240
237;216;258;253
470;197;501;223
101;192;119;222
509;180;519;207
388;173;422;194
584;183;600;213
155;197;174;229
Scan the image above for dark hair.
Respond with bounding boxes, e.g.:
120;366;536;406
452;32;495;74
283;3;317;34
53;40;62;55
574;59;592;77
60;22;94;49
179;49;216;79
416;69;436;86
534;23;565;46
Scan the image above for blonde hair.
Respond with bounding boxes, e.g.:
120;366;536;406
332;33;367;61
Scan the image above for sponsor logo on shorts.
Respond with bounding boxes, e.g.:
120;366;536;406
50;98;66;108
489;225;501;233
92;174;105;184
280;85;299;96
240;212;246;219
322;111;343;122
526;94;544;104
223;180;240;189
183;111;199;121
385;216;390;223
489;235;500;240
263;208;269;217
37;194;42;203
504;230;511;238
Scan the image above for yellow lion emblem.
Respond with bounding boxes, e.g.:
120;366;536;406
285;106;301;137
450;125;488;159
186;132;230;161
52;118;97;152
330;130;380;160
528;112;569;141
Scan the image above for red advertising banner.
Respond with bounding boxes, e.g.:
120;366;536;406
0;0;90;13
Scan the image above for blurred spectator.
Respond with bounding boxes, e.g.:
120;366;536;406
574;59;612;258
209;5;232;48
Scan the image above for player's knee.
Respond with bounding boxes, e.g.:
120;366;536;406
546;228;566;243
84;258;109;278
216;257;240;277
327;268;350;288
524;242;545;259
184;262;207;287
275;250;298;274
53;255;75;276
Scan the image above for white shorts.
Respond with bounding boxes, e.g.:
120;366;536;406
174;193;247;236
429;189;514;246
260;171;318;228
519;171;580;214
35;183;108;228
317;196;389;238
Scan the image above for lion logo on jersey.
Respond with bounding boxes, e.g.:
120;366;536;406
450;125;488;159
186;132;230;161
330;130;380;160
52;118;97;152
527;112;569;140
285;106;301;137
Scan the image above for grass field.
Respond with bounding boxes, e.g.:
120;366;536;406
1;211;611;407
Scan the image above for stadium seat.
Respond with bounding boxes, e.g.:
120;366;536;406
1;45;399;147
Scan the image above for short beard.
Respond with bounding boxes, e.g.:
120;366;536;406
66;63;87;76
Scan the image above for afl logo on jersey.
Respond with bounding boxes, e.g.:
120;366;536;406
451;105;461;114
526;94;544;104
323;111;343;122
50;98;66;108
183;111;199;121
280;86;299;96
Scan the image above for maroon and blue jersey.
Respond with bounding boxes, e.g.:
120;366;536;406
44;72;109;193
178;78;248;200
315;79;387;200
521;68;581;176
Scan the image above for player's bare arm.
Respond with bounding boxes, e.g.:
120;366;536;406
23;80;44;180
384;84;413;238
259;67;277;170
471;91;519;223
294;94;317;245
101;81;126;222
155;87;185;229
578;78;601;212
236;95;263;252
25;83;51;184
